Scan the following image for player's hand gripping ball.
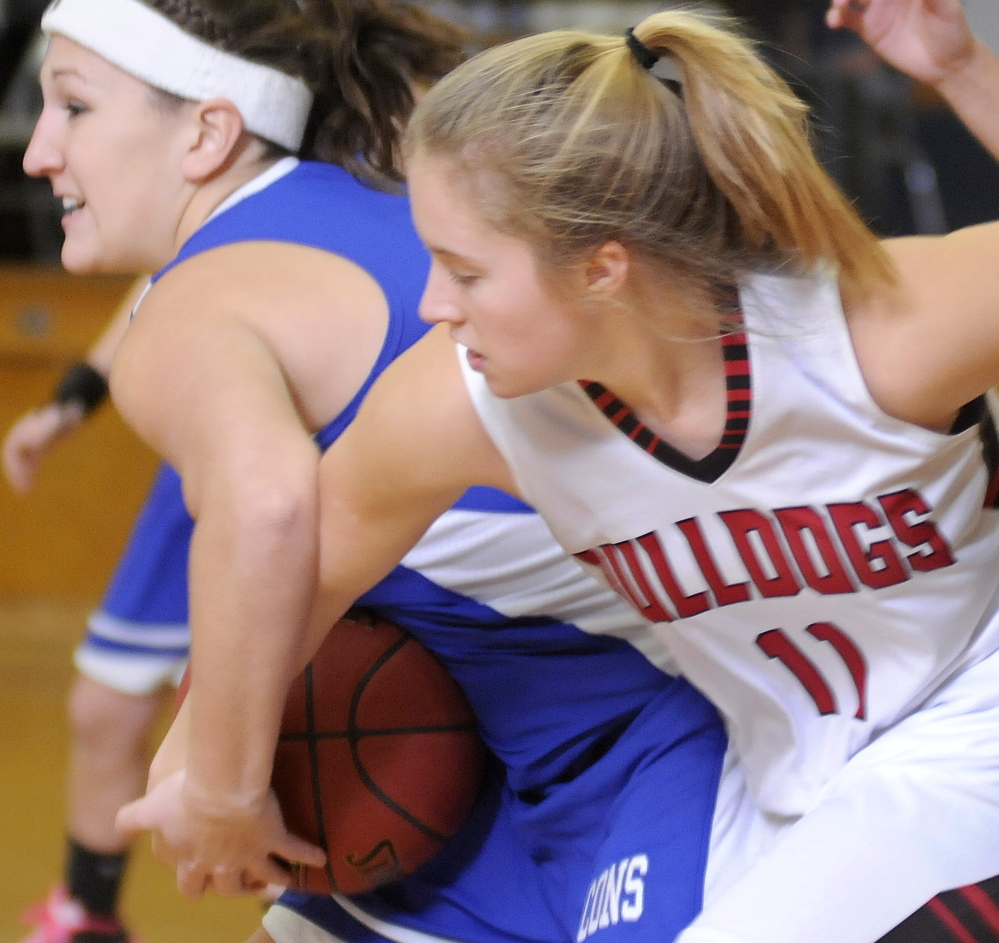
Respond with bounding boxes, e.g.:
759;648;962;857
176;610;486;895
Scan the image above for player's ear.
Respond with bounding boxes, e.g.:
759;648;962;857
583;241;630;299
180;98;246;182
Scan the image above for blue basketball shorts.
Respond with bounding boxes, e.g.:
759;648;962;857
264;676;728;943
75;463;193;695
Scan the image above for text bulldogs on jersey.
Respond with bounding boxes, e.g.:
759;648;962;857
577;855;648;942
576;488;955;624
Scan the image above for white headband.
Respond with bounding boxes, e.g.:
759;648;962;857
41;0;314;151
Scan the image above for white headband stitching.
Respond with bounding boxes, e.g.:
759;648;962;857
41;0;314;151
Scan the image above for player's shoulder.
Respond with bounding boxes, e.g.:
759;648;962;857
848;225;999;429
344;326;517;500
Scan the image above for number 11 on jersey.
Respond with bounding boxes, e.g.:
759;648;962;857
756;622;867;719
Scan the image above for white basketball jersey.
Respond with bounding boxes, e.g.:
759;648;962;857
460;270;999;820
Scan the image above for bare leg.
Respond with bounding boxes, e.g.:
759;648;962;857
66;673;169;851
17;674;172;941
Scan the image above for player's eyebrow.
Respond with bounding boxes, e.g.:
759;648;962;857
48;67;88;82
429;246;483;269
42;66;100;93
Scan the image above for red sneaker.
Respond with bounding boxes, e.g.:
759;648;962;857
18;887;137;943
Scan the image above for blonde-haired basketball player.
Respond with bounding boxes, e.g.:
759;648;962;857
124;1;999;942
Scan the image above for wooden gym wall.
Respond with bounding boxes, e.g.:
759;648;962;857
0;267;159;602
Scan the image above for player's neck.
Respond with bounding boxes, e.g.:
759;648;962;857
635;338;728;462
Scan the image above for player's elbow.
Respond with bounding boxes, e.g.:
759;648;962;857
217;452;320;558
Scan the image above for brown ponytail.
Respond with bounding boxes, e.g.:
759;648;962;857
144;0;467;190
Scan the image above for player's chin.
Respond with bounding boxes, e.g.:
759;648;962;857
485;370;547;400
60;241;111;275
59;244;97;275
61;239;139;277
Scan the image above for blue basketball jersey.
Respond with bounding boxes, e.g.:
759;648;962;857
109;160;730;943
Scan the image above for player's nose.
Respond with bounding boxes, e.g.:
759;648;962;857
23;109;65;180
419;262;463;325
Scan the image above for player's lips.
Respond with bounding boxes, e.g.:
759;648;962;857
465;348;486;372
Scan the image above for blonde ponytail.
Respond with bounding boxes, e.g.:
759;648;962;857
632;12;894;296
406;9;894;315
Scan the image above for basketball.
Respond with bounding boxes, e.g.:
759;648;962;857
176;610;486;896
274;609;486;895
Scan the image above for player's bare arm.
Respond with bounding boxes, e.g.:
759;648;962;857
311;324;518;656
2;276;145;493
112;260;328;894
827;0;999;159
846;221;999;432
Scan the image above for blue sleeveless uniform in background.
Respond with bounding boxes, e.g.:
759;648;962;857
102;160;731;943
77;462;193;694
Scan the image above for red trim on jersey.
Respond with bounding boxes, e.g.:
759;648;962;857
973;402;999;509
927;896;980;943
577;308;751;483
986;468;999;509
591;389;616;410
959;883;999;934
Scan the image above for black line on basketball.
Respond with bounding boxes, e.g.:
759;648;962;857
281;721;479;742
303;661;341;894
347;634;452;844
